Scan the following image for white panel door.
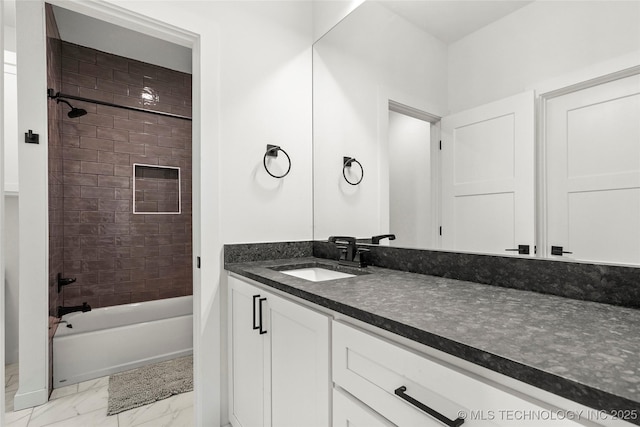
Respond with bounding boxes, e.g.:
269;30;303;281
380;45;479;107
228;277;267;427
268;291;330;427
546;73;640;265
441;92;535;255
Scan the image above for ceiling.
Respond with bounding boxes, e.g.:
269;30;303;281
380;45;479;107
51;5;192;73
380;0;535;44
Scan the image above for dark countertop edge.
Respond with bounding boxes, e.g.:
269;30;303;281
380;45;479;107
226;264;640;421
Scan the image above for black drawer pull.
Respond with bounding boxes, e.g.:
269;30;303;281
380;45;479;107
252;295;260;330
258;297;267;334
394;386;464;427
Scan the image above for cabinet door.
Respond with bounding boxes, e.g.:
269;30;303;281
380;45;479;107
333;388;395;427
267;291;330;427
228;276;268;427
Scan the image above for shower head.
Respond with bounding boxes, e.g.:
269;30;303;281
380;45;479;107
47;90;88;118
57;98;88;118
67;106;88;118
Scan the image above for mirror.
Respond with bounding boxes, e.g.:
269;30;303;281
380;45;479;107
312;0;640;264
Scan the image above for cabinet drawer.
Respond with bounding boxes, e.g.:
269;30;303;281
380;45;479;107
334;387;395;427
332;321;582;427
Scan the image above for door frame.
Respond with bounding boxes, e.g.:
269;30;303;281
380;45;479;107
536;53;640;259
377;87;444;248
1;0;6;421
13;1;214;425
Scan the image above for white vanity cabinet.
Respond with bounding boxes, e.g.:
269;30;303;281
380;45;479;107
227;275;330;427
333;321;584;427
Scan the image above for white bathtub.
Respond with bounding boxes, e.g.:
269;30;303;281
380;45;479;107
53;295;193;388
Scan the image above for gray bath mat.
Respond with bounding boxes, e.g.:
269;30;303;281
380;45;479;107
107;355;193;416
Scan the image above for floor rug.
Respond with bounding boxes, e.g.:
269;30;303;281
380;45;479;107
107;355;193;416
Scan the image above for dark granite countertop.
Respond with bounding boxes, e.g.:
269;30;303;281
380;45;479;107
226;257;640;423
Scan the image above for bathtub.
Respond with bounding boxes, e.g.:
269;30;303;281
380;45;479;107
53;295;193;388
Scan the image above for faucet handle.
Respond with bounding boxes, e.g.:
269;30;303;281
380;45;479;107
354;247;370;266
335;245;349;261
328;236;356;245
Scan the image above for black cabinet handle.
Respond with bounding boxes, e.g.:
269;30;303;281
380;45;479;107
394;386;464;427
258;297;267;335
252;295;260;330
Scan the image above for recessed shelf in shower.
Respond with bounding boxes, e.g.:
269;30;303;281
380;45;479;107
133;164;182;214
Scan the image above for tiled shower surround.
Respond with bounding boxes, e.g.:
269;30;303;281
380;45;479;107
53;41;193;309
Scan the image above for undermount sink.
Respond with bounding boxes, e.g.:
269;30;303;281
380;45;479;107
279;267;356;282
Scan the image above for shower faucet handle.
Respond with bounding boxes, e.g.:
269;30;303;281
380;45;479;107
57;273;77;293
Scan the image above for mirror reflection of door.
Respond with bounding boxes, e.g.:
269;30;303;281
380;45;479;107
546;73;640;265
441;91;535;256
388;110;433;248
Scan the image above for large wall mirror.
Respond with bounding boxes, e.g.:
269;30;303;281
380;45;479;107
313;0;640;265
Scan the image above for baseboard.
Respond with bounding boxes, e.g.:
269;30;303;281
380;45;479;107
13;387;48;411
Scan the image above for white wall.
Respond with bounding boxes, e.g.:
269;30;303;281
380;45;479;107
448;1;640;113
13;1;313;425
313;0;364;42
216;2;313;245
3;50;18;192
313;1;447;240
3;44;19;365
388;111;432;249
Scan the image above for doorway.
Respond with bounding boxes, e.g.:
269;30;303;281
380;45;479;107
9;1;207;424
387;109;434;249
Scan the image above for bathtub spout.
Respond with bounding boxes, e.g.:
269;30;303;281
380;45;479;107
57;302;91;318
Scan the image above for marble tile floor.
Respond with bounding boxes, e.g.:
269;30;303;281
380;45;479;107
5;364;194;427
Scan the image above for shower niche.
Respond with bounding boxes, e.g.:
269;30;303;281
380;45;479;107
133;164;182;214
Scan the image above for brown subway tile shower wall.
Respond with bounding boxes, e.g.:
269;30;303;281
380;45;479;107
57;41;192;309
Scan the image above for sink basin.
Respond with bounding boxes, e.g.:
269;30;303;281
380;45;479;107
279;267;356;282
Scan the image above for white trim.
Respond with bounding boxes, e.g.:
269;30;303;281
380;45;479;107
4;190;19;197
0;0;5;421
12;388;49;412
46;0;196;48
388;100;441;124
132;163;182;215
15;0;50;410
534;50;640;97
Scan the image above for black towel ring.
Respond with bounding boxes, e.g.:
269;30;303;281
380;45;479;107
263;144;291;179
343;156;363;185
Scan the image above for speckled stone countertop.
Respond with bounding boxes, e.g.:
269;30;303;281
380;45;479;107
226;257;640;423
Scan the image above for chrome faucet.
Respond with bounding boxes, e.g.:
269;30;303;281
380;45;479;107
328;236;368;267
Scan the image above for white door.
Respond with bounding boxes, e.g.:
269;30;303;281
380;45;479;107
546;73;640;265
268;291;330;427
228;277;267;427
441;92;535;256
